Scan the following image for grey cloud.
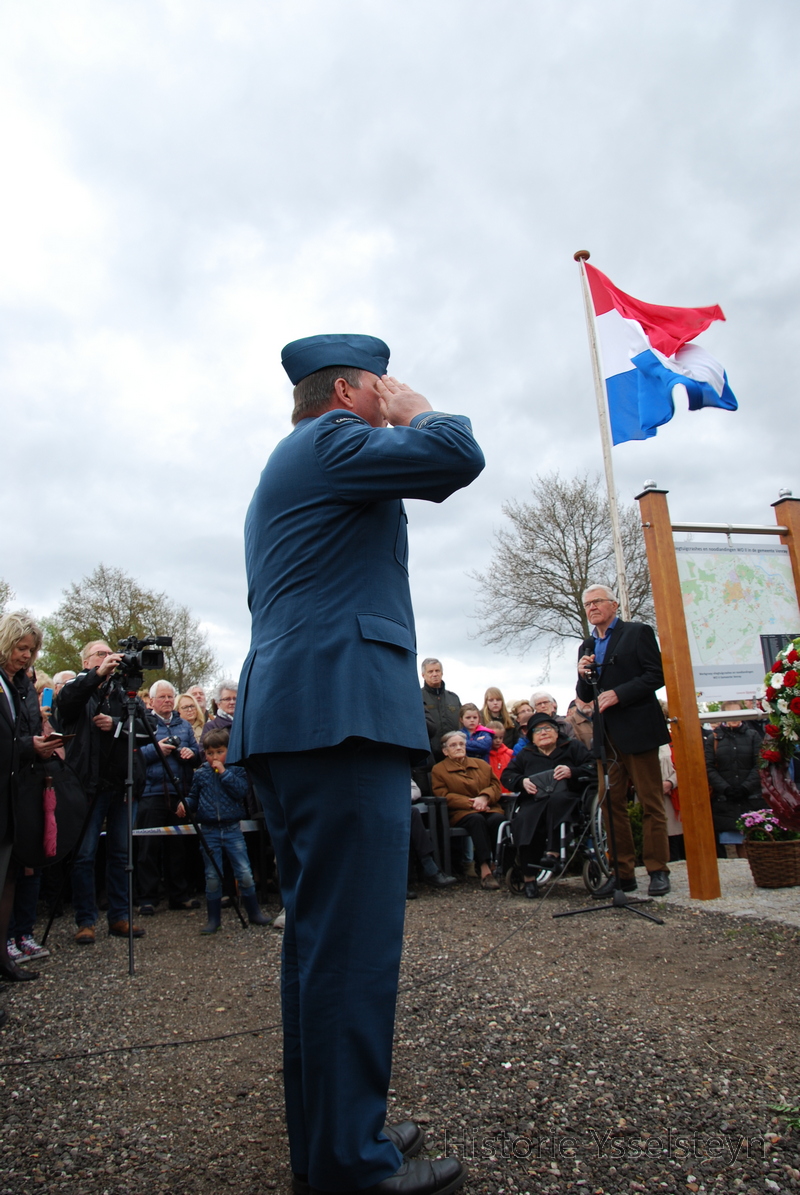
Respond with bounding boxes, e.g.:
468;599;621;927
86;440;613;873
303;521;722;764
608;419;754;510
1;0;798;694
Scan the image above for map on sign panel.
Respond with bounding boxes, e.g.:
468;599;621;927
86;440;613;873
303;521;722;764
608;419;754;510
675;544;800;701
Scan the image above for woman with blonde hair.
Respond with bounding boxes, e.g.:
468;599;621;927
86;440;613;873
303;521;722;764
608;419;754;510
176;693;205;744
0;611;60;984
481;687;516;747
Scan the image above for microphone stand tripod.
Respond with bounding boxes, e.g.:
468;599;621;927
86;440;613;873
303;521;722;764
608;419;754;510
553;664;663;925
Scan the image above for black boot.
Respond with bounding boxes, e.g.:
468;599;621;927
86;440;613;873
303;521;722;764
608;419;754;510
242;893;272;926
200;897;222;934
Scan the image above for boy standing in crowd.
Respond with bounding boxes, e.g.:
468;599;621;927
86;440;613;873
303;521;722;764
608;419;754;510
177;729;270;933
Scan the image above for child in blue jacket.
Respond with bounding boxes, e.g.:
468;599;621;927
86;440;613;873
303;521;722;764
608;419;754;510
459;703;493;763
177;729;271;933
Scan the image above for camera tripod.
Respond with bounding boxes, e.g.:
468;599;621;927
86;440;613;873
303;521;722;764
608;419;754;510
553;663;664;926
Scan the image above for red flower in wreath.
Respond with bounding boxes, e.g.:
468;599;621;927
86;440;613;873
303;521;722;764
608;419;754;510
765;686;777;701
790;696;800;715
772;659;785;672
762;747;782;763
788;648;799;663
765;723;781;738
783;669;798;687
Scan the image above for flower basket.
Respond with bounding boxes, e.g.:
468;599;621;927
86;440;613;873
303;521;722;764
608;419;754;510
744;838;800;888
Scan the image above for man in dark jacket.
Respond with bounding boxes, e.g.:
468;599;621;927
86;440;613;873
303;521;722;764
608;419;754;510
136;680;200;915
577;584;671;897
420;658;461;761
56;641;148;943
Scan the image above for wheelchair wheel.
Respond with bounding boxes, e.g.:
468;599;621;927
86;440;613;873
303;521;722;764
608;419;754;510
582;791;611;893
582;856;606;893
504;864;526;895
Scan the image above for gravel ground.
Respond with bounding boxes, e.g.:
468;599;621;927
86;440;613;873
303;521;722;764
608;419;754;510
657;858;800;930
1;877;800;1195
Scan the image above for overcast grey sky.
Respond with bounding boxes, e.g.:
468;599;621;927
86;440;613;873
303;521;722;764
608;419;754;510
1;0;797;709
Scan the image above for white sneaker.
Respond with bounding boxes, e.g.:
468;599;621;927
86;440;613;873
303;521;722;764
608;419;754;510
272;908;285;930
6;939;24;963
17;935;50;960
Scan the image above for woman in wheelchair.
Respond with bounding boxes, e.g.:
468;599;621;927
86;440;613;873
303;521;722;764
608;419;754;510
500;712;595;898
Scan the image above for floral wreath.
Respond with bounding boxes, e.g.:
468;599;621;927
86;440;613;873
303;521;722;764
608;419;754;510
760;638;800;767
758;639;800;831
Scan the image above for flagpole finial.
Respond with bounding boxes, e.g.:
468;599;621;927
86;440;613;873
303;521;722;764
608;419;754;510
574;249;590;261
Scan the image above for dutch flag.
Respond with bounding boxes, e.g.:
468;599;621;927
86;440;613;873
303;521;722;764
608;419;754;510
585;263;738;446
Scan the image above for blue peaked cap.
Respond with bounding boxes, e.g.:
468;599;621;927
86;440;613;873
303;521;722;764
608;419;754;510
281;333;390;385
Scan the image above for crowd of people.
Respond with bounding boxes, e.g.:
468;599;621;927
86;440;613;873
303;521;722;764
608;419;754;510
0;596;767;1020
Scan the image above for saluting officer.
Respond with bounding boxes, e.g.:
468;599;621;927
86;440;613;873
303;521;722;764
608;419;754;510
229;333;484;1195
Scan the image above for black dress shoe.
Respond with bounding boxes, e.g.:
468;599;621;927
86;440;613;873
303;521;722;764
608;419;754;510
591;874;637;899
384;1120;424;1158
425;870;458;888
523;879;540;899
0;962;39;982
647;870;671;896
293;1122;426;1194
310;1156;466;1195
0;1008;7;1028
406;888;418;900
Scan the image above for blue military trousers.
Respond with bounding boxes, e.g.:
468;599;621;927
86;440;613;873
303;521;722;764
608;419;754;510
247;739;410;1192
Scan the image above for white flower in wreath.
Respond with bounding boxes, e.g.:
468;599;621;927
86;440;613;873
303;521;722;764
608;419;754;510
772;673;784;689
777;699;789;713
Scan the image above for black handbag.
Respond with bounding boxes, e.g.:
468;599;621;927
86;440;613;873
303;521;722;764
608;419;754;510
525;768;569;800
13;756;89;868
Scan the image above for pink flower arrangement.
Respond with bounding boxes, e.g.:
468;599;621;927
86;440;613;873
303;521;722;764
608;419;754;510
736;808;800;842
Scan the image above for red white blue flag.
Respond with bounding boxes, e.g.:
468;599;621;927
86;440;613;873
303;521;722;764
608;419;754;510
585;263;738;445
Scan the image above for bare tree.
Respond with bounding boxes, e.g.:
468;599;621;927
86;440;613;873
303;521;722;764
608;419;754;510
0;579;14;616
39;563;219;689
472;472;654;657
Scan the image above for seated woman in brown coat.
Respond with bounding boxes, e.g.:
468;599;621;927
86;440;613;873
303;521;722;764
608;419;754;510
431;731;505;890
501;712;595;899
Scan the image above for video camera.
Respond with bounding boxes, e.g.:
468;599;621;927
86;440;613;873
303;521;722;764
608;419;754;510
116;635;173;691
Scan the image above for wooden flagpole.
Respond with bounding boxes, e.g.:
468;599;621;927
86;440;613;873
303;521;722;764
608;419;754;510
574;250;631;619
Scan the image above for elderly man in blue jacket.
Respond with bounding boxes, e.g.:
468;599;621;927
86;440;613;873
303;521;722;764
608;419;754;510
229;334;484;1195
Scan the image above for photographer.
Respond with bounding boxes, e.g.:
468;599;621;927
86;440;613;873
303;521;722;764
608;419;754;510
55;641;148;944
136;680;200;916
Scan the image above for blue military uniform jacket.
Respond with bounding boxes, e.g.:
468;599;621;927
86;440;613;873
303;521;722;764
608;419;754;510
228;408;484;762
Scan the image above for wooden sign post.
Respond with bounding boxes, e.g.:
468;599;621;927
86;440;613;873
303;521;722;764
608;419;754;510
636;486;721;900
773;495;800;599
